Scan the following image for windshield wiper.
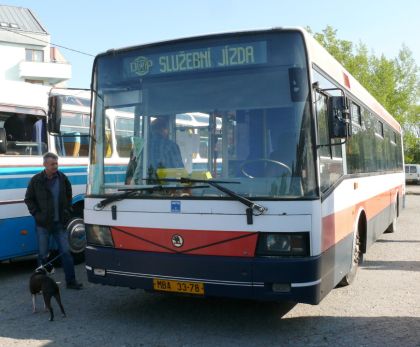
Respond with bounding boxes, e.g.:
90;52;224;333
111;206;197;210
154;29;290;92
155;177;268;224
94;184;209;210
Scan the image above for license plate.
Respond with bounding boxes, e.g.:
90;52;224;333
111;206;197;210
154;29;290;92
153;278;205;295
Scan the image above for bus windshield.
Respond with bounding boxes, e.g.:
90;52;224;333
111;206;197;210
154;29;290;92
90;31;317;198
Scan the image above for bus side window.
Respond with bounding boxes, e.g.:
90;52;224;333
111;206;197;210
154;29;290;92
115;117;133;158
105;130;112;158
3;115;46;156
59;113;89;157
63;132;81;157
32;118;48;155
316;92;344;192
79;136;89;156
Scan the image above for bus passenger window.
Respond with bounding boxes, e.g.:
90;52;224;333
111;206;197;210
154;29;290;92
63;132;81;157
115;116;133;158
3;115;46;156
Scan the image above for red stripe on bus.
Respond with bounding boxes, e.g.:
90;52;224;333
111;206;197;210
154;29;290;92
111;227;258;257
322;185;401;251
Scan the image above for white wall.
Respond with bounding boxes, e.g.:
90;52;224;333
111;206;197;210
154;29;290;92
0;43;24;80
0;41;68;85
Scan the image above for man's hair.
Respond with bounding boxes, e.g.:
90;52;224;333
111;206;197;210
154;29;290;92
43;152;58;163
151;117;169;131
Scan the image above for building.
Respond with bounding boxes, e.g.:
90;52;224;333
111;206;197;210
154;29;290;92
0;5;71;87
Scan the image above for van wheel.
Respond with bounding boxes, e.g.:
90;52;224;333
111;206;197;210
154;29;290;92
338;226;362;287
66;217;86;264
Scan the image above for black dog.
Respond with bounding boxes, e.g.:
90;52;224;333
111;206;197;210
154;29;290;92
29;267;66;321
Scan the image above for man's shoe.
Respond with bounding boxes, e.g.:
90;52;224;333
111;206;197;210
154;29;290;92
66;281;83;290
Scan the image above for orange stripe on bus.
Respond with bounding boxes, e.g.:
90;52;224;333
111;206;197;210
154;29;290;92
322;185;401;252
111;227;258;257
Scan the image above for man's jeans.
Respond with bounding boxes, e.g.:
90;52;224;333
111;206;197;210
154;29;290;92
36;222;76;284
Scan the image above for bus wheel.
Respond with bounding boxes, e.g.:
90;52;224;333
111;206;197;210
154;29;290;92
66;217;86;264
385;201;398;233
338;225;362;287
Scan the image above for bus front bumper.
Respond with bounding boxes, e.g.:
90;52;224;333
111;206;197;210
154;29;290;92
85;245;325;304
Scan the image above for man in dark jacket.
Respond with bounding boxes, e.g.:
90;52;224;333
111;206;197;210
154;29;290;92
25;152;83;289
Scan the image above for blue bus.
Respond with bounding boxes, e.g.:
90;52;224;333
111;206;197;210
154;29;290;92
0;81;90;262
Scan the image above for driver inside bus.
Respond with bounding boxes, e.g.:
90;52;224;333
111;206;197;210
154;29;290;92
149;117;184;169
128;117;184;184
259;132;295;178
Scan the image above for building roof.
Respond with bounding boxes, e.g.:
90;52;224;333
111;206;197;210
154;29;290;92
0;5;47;34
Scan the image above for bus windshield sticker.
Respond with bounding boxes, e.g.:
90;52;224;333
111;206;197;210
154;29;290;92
171;201;181;213
124;41;267;77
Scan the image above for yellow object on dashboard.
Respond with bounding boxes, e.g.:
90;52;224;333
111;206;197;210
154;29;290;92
190;171;213;180
156;168;189;180
155;168;212;181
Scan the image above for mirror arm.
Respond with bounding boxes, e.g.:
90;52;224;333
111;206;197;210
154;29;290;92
316;138;347;149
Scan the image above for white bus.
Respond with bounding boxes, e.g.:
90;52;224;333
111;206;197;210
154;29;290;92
76;28;404;304
0;81;91;262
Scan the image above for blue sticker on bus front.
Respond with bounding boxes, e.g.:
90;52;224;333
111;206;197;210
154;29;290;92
171;201;181;213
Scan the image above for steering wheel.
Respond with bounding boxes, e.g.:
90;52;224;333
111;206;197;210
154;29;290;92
240;159;292;178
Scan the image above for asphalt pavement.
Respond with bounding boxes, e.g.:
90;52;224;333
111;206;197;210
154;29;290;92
0;193;419;347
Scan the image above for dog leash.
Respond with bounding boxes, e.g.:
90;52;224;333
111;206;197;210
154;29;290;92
35;252;64;272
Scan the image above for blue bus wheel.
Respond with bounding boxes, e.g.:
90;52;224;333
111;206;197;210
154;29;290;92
66;217;86;264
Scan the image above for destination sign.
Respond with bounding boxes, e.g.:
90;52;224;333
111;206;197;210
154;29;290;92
124;41;267;77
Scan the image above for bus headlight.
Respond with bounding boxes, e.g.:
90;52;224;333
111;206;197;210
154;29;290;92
85;224;114;247
256;232;309;256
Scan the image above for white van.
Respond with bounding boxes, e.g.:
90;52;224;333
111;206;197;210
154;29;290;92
405;164;420;184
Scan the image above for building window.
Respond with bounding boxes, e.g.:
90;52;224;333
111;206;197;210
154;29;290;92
25;49;44;62
0;22;19;29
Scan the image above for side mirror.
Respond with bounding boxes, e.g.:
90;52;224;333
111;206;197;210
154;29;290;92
0;128;7;154
328;96;350;139
48;95;63;134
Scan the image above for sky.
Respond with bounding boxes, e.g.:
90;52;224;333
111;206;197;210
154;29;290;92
2;0;419;88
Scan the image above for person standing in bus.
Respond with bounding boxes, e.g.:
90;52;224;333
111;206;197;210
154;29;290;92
24;152;83;290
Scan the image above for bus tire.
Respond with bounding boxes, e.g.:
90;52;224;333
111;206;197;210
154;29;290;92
66;217;86;264
385;199;398;233
338;222;363;287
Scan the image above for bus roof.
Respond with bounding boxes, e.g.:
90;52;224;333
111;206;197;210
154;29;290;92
0;81;91;116
0;80;49;112
96;27;400;133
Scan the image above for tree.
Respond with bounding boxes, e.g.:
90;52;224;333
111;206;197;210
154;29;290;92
308;26;420;163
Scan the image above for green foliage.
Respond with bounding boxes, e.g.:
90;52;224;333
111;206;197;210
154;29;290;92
308;26;420;163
